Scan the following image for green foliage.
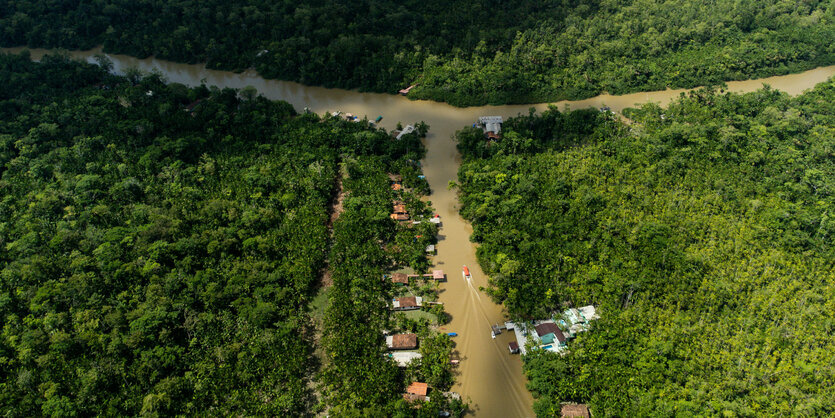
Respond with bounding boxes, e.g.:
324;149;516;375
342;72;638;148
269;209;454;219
0;51;427;416
456;83;835;415
2;1;835;105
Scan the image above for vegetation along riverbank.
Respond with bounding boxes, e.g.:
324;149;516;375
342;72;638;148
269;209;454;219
455;83;835;415
0;51;459;416
1;1;834;106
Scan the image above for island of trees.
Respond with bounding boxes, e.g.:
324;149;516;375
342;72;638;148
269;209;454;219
0;52;461;416
1;0;834;105
456;83;835;415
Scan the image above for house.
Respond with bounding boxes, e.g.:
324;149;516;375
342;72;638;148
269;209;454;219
561;403;590;418
389;174;403;191
386;333;418;350
393;296;423;311
578;305;599;321
534;322;567;347
508;341;520;354
477;116;503;137
391;201;410;221
403;382;430;402
389;351;422;367
391;272;409;285
425;244;435;254
391;213;411;221
562;305;599;338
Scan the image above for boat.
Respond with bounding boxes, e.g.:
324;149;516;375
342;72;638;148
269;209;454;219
375;115;383;122
462;265;471;279
447;332;458;337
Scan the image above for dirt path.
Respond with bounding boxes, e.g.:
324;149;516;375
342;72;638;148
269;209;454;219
319;167;346;288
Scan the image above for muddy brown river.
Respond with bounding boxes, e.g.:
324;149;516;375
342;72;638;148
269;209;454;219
6;47;835;417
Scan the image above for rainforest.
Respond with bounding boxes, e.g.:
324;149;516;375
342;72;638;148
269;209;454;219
1;0;834;105
456;84;835;415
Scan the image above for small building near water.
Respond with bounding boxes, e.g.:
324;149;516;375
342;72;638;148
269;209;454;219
391;213;410;221
561;403;591;418
403;382;430;402
506;306;598;355
389;174;403;191
389;351;422;367
391;200;410;221
534;321;567;350
386;333;418;350
393;296;423;311
390;272;409;285
477;116;503;137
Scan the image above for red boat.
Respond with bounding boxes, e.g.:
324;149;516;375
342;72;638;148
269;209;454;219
462;265;471;278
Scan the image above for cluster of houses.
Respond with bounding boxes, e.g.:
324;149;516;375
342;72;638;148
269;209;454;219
384;272;449;403
383;164;454;406
507;305;599;355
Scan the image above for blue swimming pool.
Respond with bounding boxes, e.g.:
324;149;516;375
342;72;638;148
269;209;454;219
542;345;553;350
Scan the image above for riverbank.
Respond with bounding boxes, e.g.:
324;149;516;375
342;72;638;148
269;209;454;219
5;46;835;417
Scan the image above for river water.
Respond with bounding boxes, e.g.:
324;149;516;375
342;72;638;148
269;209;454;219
6;47;835;417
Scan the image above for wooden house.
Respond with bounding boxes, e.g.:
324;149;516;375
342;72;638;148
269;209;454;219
386;333;418;350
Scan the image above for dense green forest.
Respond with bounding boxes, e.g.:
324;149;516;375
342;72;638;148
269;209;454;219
2;0;834;105
455;85;835;414
0;51;440;415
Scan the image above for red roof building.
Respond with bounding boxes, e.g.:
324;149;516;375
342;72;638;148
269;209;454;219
391;273;409;285
403;382;429;402
387;333;418;350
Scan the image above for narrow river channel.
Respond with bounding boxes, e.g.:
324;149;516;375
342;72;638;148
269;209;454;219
6;46;835;417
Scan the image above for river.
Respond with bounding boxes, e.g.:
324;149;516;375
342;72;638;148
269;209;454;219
6;47;835;417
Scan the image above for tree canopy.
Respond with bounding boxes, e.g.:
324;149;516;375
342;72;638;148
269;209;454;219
1;1;834;105
0;51;437;416
456;83;835;415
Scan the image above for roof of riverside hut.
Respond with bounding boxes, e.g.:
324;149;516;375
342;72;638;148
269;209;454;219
561;403;590;417
388;333;418;349
392;273;409;284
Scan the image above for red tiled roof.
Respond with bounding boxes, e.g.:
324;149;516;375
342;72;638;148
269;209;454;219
390;333;418;349
406;382;428;396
